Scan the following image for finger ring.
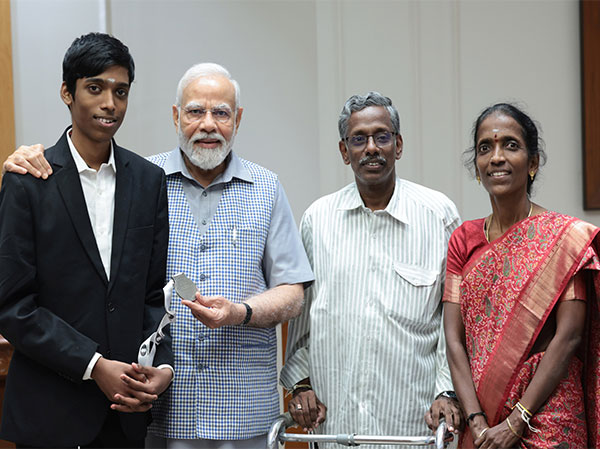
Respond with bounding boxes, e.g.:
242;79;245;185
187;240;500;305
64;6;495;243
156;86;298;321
296;404;302;410
478;427;489;438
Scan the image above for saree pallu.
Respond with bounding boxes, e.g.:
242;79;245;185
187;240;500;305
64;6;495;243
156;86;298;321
445;212;600;448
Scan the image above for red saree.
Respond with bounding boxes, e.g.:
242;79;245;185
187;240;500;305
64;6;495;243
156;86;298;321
444;211;600;448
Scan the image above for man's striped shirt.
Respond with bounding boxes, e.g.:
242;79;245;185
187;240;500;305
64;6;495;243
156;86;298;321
281;178;460;447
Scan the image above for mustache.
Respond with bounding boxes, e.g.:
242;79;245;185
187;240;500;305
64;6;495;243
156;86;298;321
190;131;226;146
359;155;387;166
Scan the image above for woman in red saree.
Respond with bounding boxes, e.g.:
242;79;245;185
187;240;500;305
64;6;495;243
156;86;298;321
443;104;600;448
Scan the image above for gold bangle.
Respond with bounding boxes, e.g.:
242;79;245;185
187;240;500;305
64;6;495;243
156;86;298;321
478;427;489;438
515;401;533;418
506;417;522;439
514;402;540;433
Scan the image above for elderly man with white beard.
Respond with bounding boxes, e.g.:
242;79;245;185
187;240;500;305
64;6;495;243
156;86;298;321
2;62;314;449
143;63;314;449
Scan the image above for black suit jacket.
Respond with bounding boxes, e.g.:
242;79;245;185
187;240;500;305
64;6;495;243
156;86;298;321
0;130;172;447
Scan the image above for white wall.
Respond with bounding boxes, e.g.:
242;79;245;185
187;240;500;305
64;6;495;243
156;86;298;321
11;0;600;226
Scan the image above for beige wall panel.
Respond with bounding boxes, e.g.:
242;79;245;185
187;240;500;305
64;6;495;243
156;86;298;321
10;0;600;225
0;0;15;179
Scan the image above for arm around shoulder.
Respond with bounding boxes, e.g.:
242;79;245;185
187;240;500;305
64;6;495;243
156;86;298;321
2;144;51;179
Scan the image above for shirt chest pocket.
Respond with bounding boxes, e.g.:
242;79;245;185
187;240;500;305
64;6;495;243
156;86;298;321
387;262;441;324
224;223;268;265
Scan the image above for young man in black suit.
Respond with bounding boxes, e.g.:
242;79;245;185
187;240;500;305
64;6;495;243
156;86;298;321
0;33;173;448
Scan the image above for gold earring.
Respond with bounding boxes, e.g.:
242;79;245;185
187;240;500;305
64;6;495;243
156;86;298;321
529;171;535;181
476;175;481;185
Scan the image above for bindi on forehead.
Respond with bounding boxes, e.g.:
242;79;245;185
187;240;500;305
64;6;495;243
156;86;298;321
484;126;501;142
85;76;129;87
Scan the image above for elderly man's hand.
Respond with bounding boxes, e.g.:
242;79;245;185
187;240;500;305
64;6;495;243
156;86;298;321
424;396;463;434
2;144;52;178
288;389;326;432
181;292;246;328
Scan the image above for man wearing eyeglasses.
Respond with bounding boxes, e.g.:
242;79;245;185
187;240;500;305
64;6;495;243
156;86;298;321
281;91;463;446
2;62;314;449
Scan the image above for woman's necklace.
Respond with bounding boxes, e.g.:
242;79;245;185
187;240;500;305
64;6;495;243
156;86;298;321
485;202;533;243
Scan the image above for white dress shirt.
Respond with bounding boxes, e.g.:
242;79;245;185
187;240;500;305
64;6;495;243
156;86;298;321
281;178;460;447
66;131;116;380
66;132;174;382
66;131;116;280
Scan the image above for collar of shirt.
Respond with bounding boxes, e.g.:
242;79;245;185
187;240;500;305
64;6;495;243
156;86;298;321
163;148;254;188
337;178;410;225
66;128;116;174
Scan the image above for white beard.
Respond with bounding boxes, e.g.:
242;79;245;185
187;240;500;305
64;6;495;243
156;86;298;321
178;127;235;170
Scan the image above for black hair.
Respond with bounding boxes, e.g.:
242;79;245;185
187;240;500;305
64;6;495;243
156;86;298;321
464;103;547;195
62;32;135;96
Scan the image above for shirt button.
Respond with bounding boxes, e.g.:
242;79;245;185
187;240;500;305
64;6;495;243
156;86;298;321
107;302;115;312
199;274;206;281
198;335;204;342
202;191;208;197
200;244;207;252
202;219;207;225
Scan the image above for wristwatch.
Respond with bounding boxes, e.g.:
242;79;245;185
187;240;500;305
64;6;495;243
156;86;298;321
292;383;313;394
435;390;458;401
241;302;252;325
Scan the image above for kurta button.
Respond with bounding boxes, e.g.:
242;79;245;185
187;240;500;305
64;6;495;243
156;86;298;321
107;302;115;312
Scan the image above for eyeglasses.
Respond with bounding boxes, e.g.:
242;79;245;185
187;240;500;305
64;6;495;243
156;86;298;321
181;106;233;123
345;131;396;150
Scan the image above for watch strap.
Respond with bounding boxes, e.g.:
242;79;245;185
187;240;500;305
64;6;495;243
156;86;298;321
241;302;252;325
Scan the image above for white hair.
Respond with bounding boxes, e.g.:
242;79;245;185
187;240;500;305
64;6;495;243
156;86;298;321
175;62;240;109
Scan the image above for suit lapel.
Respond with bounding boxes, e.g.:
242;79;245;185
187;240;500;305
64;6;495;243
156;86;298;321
108;145;132;293
53;133;109;285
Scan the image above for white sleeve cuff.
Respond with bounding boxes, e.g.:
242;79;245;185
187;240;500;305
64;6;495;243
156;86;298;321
83;352;102;380
157;364;175;382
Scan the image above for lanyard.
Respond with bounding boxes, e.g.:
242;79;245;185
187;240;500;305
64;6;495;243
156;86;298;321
137;272;196;366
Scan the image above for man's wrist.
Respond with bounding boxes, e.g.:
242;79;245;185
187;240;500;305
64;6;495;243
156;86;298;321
292;383;312;395
240;302;252;325
435;390;458;401
156;364;175;382
85;353;103;380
